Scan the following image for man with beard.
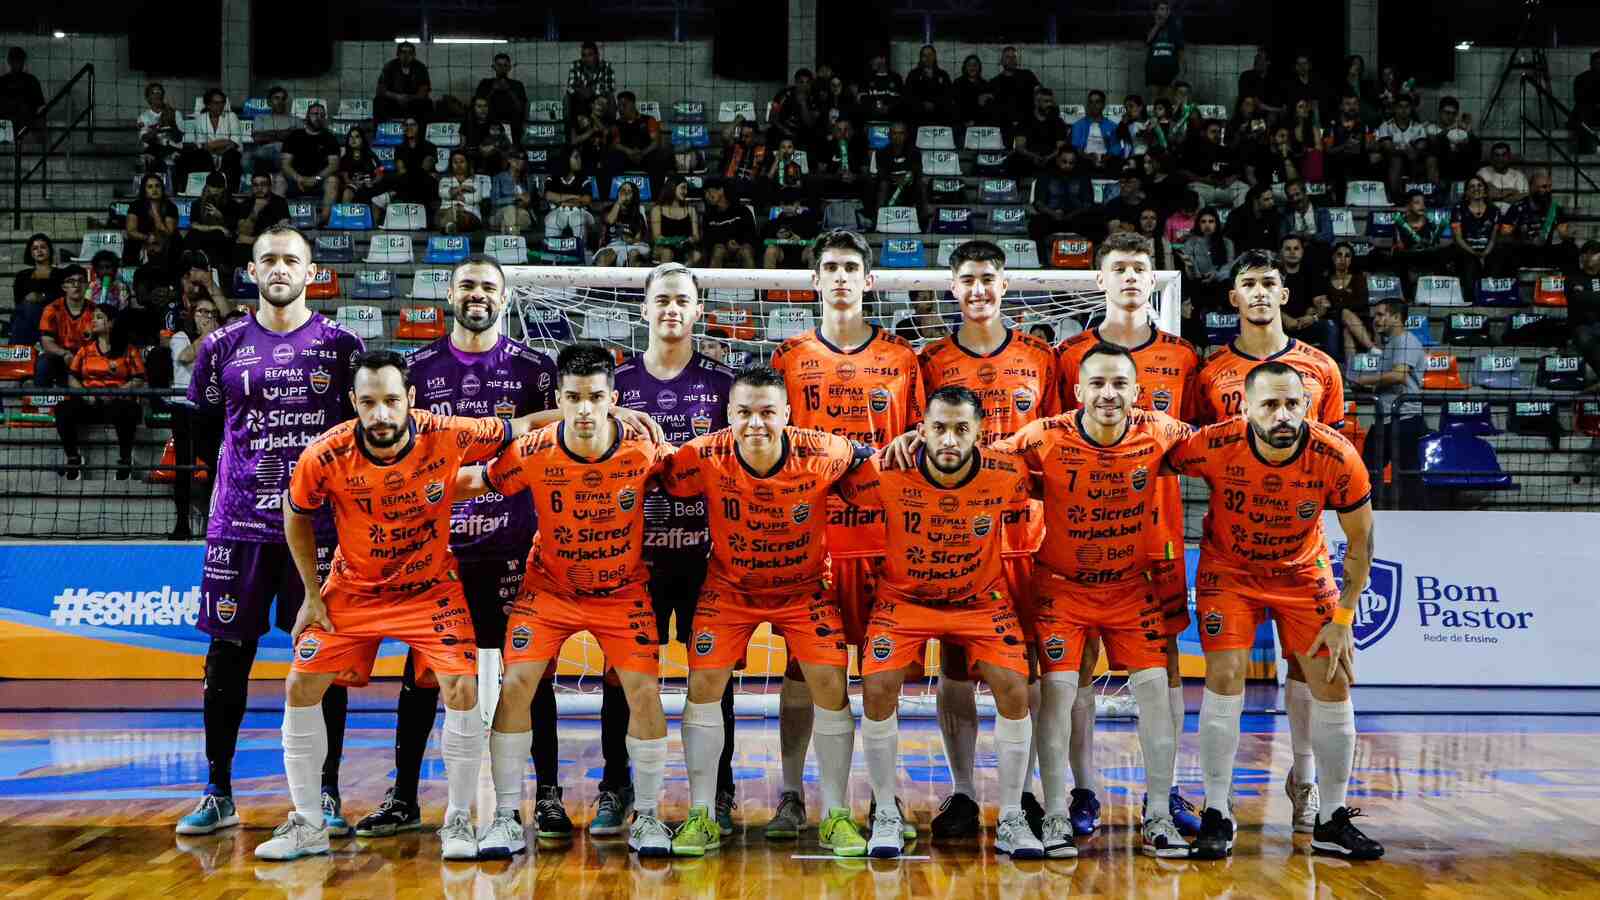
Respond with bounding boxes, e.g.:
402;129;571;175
1500;169;1578;271
1166;362;1382;863
176;224;364;841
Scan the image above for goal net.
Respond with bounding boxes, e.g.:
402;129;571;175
501;264;1183;717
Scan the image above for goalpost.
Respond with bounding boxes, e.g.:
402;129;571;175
499;264;1184;717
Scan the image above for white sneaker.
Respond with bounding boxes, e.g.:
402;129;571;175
1039;813;1077;859
439;811;479;860
627;811;673;857
254;812;330;861
867;805;905;859
1142;813;1191;858
1286;773;1321;834
477;810;526;859
995;810;1044;860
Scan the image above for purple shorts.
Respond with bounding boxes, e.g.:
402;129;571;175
199;539;333;641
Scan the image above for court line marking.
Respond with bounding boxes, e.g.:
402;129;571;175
791;854;932;860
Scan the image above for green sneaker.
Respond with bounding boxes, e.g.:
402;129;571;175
818;807;867;858
672;805;722;857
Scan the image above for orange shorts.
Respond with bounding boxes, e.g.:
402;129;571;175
1031;568;1166;675
1193;563;1341;657
502;582;661;675
292;578;478;683
690;579;847;671
830;556;882;647
1001;554;1037;640
1151;558;1190;637
862;583;1028;678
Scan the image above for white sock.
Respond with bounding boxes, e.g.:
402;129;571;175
1170;684;1187;787
442;704;485;821
282;702;327;825
811;704;856;812
993;712;1033;818
935;676;978;799
626;735;667;816
1024;679;1042;795
1037;673;1077;816
489;730;531;816
1199;689;1245;821
477;648;503;727
1286;678;1316;784
1129;668;1176;805
1310;697;1357;812
861;714;900;808
681;700;724;811
1069;682;1098;794
778;677;814;795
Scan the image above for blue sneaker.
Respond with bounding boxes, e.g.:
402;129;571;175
589;785;634;837
322;792;352;838
1169;788;1202;837
1068;788;1100;837
175;793;240;835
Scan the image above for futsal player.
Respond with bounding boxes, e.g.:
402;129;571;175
1166;361;1383;861
767;229;925;840
838;385;1040;860
1054;232;1205;838
658;367;874;857
258;350;516;861
600;263;739;837
1193;248;1346;834
177;224;364;839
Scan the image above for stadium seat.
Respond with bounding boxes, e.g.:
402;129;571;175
930;177;965;204
1438;400;1499;435
717;100;756;123
327;121;353;140
1444;311;1489;345
1364;209;1396;240
766;306;814;341
0;345;35;381
410;268;451;300
522;148;554;174
534;236;585;265
1328;207;1356;237
609;174;651;202
1422;351;1466;389
704;306;758;341
1197;104;1228;121
979;178;1021;204
1366;273;1403;301
482;234;527;265
395;305;446;341
426;122;462;148
1206;311;1241;346
336;98;373;120
174;198;193;230
1575;398;1600;438
1476;276;1523;307
180;171;209;198
989;206;1028;235
523;123;564;147
670;123;711;149
1345;180;1390;208
1416;275;1466;307
997;238;1039;269
1476;352;1522;389
1405;313;1435;347
521;305;574;342
425;235;470;264
1509;399;1561;437
1537;354;1585;391
1503;310;1556;347
636;101;661;120
974;152;1008;176
1419;432;1516;490
1050;235;1094;269
288;200;318;230
936;239;965;267
1090;179;1119;205
229;268;259;300
922;149;961;176
1348;350;1382;381
1104;104;1125;121
876;206;920;234
1304;181;1331;204
865;122;891;150
306;269;341;300
365;234;413;264
879;238;924;269
672;100;707;123
1534;274;1567;307
915;125;955;150
240;97;270;119
580;308;633;340
375;146;397;174
1058;104;1086;124
932;206;974;235
1402;180;1444;207
335;304;385;340
329;202;374;230
313;233;353;263
352;269;396;300
381;202;426;231
527;99;563;122
104;200;130;228
1425;207;1452;239
964;126;1003;151
291;97;327;118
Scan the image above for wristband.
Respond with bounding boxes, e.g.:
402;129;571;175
1331;607;1355;627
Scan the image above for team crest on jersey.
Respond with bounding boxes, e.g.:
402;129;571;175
272;344;296;365
1151;388;1172;412
1013;387;1035;413
694;631;715;655
869;388;890;413
691;412;713;435
973;514;993;537
1042;635;1065;662
793;503;811;524
656;390;678;411
205;385;222;405
511;625;531;651
1262;474;1283;493
1131;466;1149;492
425;481;445;503
461;373;481;397
871;635;894;662
215;596;237;623
297;635;321;661
1203;611;1223;637
1297;500;1317;520
835;363;857;382
309;368;331;394
618;487;636;511
494;400;516;418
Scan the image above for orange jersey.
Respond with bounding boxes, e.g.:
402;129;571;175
70;341;146;388
834;449;1031;605
288;410;512;598
998;409;1193;586
1166;417;1372;576
918;329;1057;555
771;326;926;557
660;426;871;595
485;423;673;597
1193;338;1345;427
40;299;95;353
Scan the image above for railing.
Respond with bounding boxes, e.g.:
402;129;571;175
10;63;95;230
1517;74;1598;212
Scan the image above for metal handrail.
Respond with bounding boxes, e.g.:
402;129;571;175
10;63;95;229
1516;73;1595;210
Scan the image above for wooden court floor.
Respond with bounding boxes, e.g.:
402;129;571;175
3;706;1600;898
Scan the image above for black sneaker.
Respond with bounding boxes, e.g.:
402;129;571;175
353;788;422;837
930;792;980;838
63;456;83;481
115;460;133;481
1193;808;1235;860
1311;807;1384;860
535;784;574;840
1020;791;1046;838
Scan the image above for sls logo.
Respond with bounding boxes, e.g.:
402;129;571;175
1331;541;1402;650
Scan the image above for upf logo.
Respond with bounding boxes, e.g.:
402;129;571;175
1331;542;1402;649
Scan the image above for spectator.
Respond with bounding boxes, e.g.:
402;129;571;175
125;174;180;262
0;47;44;134
178;88;244;192
1165;80;1197;145
762;184;821;270
1325;241;1376;357
1164;187;1200;242
869;122;924;225
117;265;174;353
1179;207;1235;308
462;96;511;176
1279;179;1334;248
374;41;433;123
490;154;533;234
954;55;994;129
1029;149;1094;253
1224;185;1282;253
702;182;757;268
1225;95;1271;153
1136;204;1181;270
1375;64;1420;114
1450;175;1502;302
136;82;183;175
140;231;179;276
55;303;146;481
988;46;1040;131
1140;149;1187;213
37;265;93;386
571;105;611;175
566;41;616;122
859;51;905;121
392;116;439;211
544;147;597;241
651;176;702;265
173;250;227;324
183;173;239;282
1340;55;1382;126
1575;51;1600;153
437;150;488;234
13;232;63;313
1100;164;1150;235
1476;142;1529;209
768;69;818;147
1374;95;1436;199
1431;96;1479;183
607;91;672;200
1182;120;1247;211
1115;94;1151;156
475;53;528;146
1008;87;1072;175
894;290;951;343
247;86;297;183
759;136;805;205
594;179;650;267
234;172;290;264
169;296;221;392
1279;53;1327;125
904;45;953;128
1248;125;1300;193
1065;89;1125;174
1237;48;1276;114
1389;189;1445;289
85;250;130;309
338;126;390;212
1354;298;1427;508
1499;169;1576;270
807;118;868;213
1567;241;1600;384
1324;93;1376;196
717;119;768;199
280;102;341;227
1288;98;1323;165
1277;235;1334;352
1144;2;1184;100
1144;96;1177;153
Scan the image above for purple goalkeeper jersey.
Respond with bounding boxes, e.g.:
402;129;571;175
188;312;365;543
407;335;558;560
615;352;734;554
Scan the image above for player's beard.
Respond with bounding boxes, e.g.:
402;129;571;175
361;416;407;448
454;297;498;333
928;445;973;474
1251;418;1302;449
259;278;306;308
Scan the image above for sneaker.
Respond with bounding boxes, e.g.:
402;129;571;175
1039;813;1077;859
1169;788;1203;837
115;459;133;481
868;796;918;842
1193;808;1235;860
930;792;980;838
627;811;673;857
63;457;82;481
765;790;806;839
867;804;904;859
534;784;574;840
1311;807;1384;860
439;811;479;860
478;810;526;859
176;793;240;835
1020;791;1045;838
355;789;422;837
1142;813;1191;858
995;810;1045;860
321;792;352;838
1068;788;1101;837
672;805;721;857
254;812;330;861
715;789;736;837
818;807;867;857
1286;772;1321;834
589;786;634;837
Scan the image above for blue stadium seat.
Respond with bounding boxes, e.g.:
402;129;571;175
1476;353;1522;389
1404;180;1445;208
374;121;404;146
1476;276;1524;308
609;174;652;202
671;124;710;149
174;198;193;231
866;123;891;150
240;97;270;119
1437;400;1499;435
1206;311;1240;346
879;238;924;269
373;146;397;173
979;178;1020;204
352;269;395;300
288;200;318;230
523;148;553;174
523;305;574;341
1406;313;1435;347
425;235;470;264
313;233;353;263
1365;209;1397;240
932;206;974;235
230;268;258;300
1420;432;1516;490
1367;273;1403;302
671;100;707;123
989;206;1028;235
329;203;374;230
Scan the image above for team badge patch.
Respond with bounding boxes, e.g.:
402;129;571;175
691;412;713;436
694;631;715;655
870;635;894;662
1203;611;1224;637
1013;387;1034;414
793;502;811;524
215;597;237;623
973;514;993;537
511;625;531;650
494;400;516;418
1131;466;1148;492
1151;388;1172;412
869;387;890;413
1043;635;1065;662
309;368;331;394
296;635;321;661
617;487;636;511
425;481;445;503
